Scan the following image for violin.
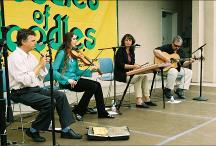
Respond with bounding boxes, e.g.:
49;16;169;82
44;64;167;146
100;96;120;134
70;48;102;75
71;49;91;65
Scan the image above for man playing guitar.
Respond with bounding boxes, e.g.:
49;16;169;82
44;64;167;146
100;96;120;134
153;35;194;99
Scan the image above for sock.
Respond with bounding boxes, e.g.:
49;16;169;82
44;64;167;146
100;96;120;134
30;127;37;133
62;127;70;133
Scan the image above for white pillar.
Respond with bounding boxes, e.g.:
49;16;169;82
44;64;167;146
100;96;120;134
192;1;216;83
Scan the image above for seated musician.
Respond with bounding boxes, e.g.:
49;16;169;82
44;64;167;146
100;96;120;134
8;29;82;142
153;35;194;99
53;32;114;121
114;34;157;108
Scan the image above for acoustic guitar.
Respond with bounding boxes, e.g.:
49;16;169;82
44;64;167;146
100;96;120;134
154;51;204;72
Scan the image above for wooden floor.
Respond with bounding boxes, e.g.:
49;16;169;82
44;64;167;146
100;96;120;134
5;85;216;145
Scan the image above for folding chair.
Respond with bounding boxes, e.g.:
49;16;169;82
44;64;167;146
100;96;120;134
2;67;25;144
97;58;132;107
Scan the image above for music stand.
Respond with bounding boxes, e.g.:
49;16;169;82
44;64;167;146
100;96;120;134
192;44;208;101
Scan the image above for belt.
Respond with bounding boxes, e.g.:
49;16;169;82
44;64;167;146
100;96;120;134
11;86;41;95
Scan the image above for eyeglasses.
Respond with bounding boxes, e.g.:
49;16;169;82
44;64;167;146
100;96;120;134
173;44;181;48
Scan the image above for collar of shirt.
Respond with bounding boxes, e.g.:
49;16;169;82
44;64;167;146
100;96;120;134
16;47;31;59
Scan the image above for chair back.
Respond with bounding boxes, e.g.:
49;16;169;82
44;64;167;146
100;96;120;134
98;58;113;74
97;58;114;81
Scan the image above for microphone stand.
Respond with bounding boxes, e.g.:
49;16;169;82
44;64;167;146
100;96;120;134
192;44;208;101
46;42;58;146
98;46;121;106
0;46;7;146
98;44;140;106
2;41;14;123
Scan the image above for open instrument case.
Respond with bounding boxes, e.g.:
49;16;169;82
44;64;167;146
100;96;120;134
87;126;130;141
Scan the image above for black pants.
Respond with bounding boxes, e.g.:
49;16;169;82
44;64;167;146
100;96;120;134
11;87;75;131
60;78;107;116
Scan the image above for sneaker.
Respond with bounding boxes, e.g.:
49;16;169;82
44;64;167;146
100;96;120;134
164;88;173;99
175;88;186;99
98;111;115;119
26;128;46;142
74;113;83;121
86;107;97;114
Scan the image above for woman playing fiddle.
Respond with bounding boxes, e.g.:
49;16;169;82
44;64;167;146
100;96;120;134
53;32;114;121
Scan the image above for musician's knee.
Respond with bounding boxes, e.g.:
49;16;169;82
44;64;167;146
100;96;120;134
168;68;178;76
185;68;192;77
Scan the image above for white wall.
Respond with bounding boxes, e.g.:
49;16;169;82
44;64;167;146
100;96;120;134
118;1;183;66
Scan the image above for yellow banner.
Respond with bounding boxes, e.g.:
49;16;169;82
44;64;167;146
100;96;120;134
1;0;118;59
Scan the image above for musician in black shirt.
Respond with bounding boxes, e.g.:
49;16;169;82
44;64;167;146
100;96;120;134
154;35;194;99
114;34;157;108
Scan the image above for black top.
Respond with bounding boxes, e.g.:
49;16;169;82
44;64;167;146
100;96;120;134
114;47;135;83
157;44;187;71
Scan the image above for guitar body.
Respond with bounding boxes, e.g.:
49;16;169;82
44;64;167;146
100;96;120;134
154;52;180;72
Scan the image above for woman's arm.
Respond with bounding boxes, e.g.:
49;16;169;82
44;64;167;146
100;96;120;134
53;50;70;85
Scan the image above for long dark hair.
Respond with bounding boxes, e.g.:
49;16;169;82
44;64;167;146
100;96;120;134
55;32;75;73
121;34;135;64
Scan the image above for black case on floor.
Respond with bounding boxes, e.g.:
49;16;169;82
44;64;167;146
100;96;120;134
87;126;130;141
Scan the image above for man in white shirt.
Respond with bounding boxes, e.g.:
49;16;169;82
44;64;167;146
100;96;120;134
8;29;82;142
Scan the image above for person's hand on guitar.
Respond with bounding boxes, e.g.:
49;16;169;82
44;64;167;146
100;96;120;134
183;58;195;67
164;57;171;63
189;58;195;64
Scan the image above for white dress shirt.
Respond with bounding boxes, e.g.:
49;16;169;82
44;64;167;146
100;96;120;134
8;47;48;90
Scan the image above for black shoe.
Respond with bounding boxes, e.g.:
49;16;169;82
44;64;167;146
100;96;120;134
98;112;115;119
86;107;97;114
164;88;173;99
175;88;186;99
144;101;157;106
61;129;82;139
26;128;46;142
136;103;149;108
74;113;83;121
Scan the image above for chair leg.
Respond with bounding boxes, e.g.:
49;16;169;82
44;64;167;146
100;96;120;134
18;103;25;144
128;86;132;108
76;92;79;104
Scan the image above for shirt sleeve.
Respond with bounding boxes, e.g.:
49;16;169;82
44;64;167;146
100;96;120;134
8;55;39;87
53;50;70;85
115;48;126;69
159;45;168;52
178;49;186;65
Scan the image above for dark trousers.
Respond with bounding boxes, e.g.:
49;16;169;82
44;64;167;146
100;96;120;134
60;78;107;116
10;87;75;131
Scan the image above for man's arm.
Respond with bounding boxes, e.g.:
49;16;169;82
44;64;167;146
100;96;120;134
153;49;170;63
